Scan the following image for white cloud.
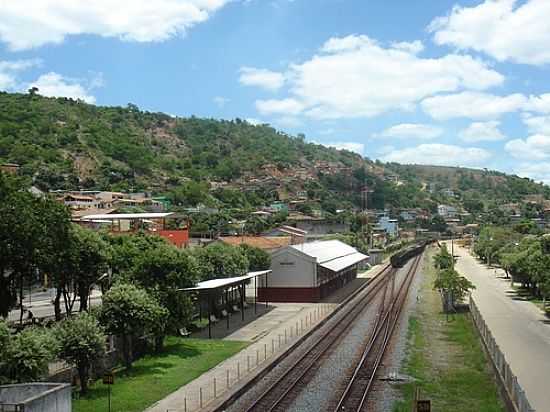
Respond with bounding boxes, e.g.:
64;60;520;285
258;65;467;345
0;0;229;50
249;34;503;119
213;96;230;107
459;121;505;142
524;93;550;113
0;59;42;90
522;114;550;134
245;117;262;126
274;116;302;128
429;0;550;65
505;135;550;160
377;145;396;155
375;123;443;140
381;143;491;167
390;40;424;54
239;67;285;91
29;72;96;104
256;98;305;116
421;91;526;120
318;141;364;155
514;162;550;185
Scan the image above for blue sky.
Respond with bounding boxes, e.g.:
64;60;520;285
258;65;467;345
2;0;550;183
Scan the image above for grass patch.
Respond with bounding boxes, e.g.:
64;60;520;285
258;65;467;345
393;248;504;412
73;337;247;412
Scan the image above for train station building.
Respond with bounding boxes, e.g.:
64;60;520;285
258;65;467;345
258;240;368;302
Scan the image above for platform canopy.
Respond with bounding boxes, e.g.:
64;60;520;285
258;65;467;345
81;212;174;221
181;270;271;292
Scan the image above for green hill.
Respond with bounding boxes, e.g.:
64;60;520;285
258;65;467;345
0;91;548;211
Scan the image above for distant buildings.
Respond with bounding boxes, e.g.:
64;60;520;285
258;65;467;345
0;163;20;175
442;188;455;197
375;213;399;238
58;191;165;212
437;204;457;218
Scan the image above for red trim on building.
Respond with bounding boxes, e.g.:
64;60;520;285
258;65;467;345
258;287;321;302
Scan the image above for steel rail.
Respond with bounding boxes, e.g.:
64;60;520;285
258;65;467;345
243;264;396;412
333;252;423;412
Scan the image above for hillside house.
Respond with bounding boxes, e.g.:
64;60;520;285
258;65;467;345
437;204;457;218
62;194;101;209
286;212;350;235
375;215;399;238
0;163;20;175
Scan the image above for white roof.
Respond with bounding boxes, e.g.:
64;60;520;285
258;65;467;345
320;252;368;272
181;270;272;291
291;240;368;272
81;212;173;221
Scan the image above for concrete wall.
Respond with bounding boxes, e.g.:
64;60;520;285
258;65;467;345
0;383;71;412
265;248;316;288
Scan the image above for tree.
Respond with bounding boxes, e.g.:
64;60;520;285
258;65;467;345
238;244;271;271
99;283;167;368
192;243;249;280
0;172;71;320
433;268;475;312
432;246;475;312
429;215;447;233
1;326;57;383
71;226;110;312
57;313;105;394
0;320;10;383
28;86;39;96
433;244;454;270
131;244;199;349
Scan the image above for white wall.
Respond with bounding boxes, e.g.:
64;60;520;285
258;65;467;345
264;248;317;288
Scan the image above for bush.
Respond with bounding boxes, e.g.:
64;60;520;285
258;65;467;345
57;313;105;394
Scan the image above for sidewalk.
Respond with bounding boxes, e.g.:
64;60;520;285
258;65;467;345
453;244;550;411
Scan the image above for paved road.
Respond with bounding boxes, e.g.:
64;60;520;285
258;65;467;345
452;244;550;411
7;289;102;323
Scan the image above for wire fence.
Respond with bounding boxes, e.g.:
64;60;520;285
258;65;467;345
171;304;333;412
469;297;535;412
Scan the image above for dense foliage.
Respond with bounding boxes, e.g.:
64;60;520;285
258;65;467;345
474;226;550;303
57;313;105;394
2;92;545;213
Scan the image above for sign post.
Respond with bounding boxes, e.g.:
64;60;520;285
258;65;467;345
103;372;114;412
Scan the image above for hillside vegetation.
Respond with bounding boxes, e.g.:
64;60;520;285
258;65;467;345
0;91;547;210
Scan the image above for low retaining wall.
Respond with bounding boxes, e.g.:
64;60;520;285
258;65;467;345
0;383;71;412
469;297;535;412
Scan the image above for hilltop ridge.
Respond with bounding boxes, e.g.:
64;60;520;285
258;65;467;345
0;92;548;211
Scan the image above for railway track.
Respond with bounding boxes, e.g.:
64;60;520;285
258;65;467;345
242;263;397;412
331;252;423;412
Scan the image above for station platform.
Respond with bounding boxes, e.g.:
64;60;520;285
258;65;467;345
146;262;388;412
